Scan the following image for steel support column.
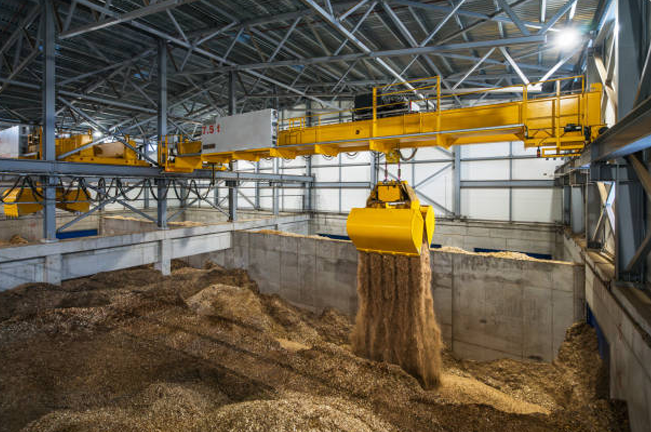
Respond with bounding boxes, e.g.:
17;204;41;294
254;163;261;209
157;39;168;228
156;179;168;229
228;71;238;221
272;86;280;215
617;0;644;119
615;177;645;282
563;184;571;226
570;185;585;235
157;39;167;142
272;159;280;215
585;182;603;248
42;0;57;242
453;146;461;217
303;100;313;212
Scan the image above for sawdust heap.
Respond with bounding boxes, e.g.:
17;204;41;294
437;245;568;263
9;234;29;245
352;243;442;389
0;261;628;432
0;234;29;247
253;229;344;242
208;392;396;432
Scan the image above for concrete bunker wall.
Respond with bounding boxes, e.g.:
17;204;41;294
0;215;310;291
192;231;584;363
564;233;651;432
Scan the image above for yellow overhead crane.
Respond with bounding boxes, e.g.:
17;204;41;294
3;131;147;217
197;75;604;165
23;130;149;167
192;75;604;256
2;76;604;255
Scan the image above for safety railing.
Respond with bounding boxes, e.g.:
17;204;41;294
279;75;588;146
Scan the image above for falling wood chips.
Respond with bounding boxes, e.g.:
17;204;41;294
352;243;443;389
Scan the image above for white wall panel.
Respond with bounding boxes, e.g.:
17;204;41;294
341;189;370;213
511;141;534;156
461;188;510;220
461;160;509;180
461;142;510;157
314;189;339;212
512;158;558;180
511;189;562;223
417;174;453;213
411;146;451;160
281;193;302;211
312;166;339;182
341;166;369;182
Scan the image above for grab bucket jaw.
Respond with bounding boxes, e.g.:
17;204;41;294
346;181;436;256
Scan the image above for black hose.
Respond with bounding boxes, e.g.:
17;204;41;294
400;148;418;161
0;176;24;204
172;179;193;202
148;179;169;201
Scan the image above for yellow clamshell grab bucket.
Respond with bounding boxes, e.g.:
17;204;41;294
347;180;435;256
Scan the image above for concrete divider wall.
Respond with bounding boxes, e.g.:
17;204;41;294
200;231;584;362
0;212;100;242
0;215;309;291
100;210;308;237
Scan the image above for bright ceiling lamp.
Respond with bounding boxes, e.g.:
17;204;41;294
92;130;103;139
554;27;581;50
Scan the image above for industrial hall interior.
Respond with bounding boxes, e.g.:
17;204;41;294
0;0;649;431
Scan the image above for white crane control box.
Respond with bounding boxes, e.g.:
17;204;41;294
201;108;278;154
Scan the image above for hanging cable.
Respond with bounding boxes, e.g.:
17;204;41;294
172;179;193;202
117;178;146;202
148;178;170;201
400;148;417;161
0;176;24;204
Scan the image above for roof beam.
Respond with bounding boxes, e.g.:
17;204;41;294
500;47;529;84
60;0;202;39
539;44;582;81
392;0;547;33
299;0;420;94
175;35;546;75
453;47;496;89
0;5;40;57
62;0;337;109
537;0;578;34
496;0;530;35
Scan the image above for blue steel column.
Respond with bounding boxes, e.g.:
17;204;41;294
42;0;57;242
228;71;238;222
156;39;167;228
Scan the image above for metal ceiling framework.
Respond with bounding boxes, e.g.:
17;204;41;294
0;0;610;244
0;0;603;134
